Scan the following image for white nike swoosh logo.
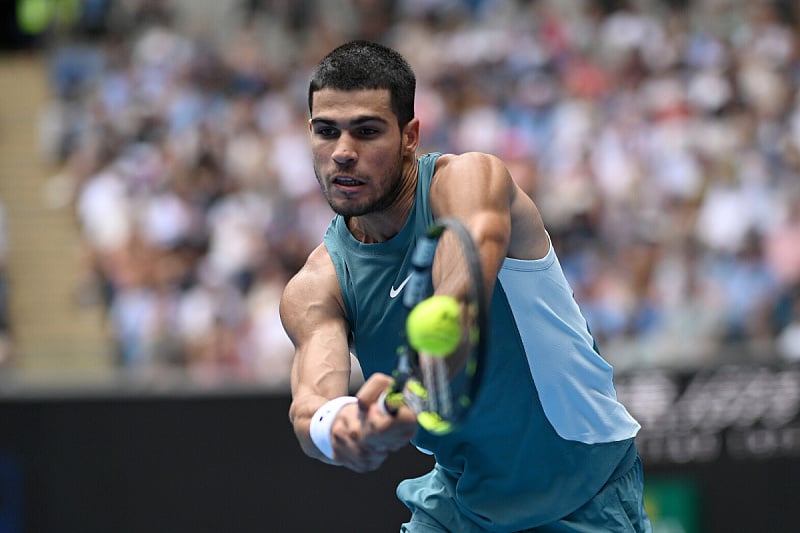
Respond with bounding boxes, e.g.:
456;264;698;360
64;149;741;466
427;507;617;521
389;274;412;298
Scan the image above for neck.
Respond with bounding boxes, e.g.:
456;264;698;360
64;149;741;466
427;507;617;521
347;156;418;243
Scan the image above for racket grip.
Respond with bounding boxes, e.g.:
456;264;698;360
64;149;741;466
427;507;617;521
378;388;405;416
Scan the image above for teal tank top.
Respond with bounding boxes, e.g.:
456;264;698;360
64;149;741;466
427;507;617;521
323;153;641;530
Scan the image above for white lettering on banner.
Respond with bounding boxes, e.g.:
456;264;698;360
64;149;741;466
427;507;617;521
615;365;800;464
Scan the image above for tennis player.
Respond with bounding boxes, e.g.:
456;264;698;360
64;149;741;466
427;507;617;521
280;40;652;532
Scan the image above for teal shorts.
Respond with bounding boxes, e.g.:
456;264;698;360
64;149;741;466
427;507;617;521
398;456;652;533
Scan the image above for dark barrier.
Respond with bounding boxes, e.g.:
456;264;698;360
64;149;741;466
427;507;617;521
616;363;800;533
1;364;799;533
0;391;434;533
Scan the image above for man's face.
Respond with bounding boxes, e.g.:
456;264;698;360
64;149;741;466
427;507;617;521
309;88;407;217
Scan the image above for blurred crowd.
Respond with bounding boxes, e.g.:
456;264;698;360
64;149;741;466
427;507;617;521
0;200;9;367
27;0;800;384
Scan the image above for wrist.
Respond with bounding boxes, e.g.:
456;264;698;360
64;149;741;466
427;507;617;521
309;396;358;462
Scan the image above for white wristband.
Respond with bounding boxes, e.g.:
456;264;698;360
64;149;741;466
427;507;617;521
310;396;358;462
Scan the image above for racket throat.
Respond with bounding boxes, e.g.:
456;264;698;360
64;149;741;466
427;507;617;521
420;354;454;420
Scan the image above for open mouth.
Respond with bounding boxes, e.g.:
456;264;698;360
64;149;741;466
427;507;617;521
332;176;365;189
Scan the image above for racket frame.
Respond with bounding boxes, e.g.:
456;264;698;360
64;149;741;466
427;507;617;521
384;217;488;434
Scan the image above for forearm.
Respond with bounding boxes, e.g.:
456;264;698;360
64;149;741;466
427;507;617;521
284;314;353;462
288;347;354;464
290;392;355;464
290;394;326;461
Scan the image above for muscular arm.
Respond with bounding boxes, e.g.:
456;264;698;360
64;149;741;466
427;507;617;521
430;152;549;291
281;245;417;471
281;245;353;463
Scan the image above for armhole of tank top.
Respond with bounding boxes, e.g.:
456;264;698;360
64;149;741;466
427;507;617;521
324;224;357;328
416;153;440;227
501;231;556;272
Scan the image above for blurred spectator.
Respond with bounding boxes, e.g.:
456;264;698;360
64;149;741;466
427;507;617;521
777;291;800;362
35;0;800;384
0;201;10;367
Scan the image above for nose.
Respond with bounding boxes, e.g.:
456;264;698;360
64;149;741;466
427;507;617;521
332;134;357;166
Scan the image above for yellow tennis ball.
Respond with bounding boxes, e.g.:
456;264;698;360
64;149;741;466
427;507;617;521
417;412;453;435
406;295;462;357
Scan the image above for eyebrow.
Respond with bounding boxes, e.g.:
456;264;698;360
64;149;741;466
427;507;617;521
310;115;389;128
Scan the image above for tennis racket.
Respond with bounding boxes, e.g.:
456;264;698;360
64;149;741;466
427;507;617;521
381;216;489;435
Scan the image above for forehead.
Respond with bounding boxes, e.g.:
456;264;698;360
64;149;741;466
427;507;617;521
311;88;395;121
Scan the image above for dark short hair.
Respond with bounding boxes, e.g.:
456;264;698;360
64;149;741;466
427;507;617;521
308;40;416;128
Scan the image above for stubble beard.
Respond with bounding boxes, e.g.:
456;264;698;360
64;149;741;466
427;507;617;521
315;151;405;218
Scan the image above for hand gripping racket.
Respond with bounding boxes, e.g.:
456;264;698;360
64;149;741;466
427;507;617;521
381;217;489;435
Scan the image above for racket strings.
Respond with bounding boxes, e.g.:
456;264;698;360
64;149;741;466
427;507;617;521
420;355;453;419
390;217;487;435
420;228;479;421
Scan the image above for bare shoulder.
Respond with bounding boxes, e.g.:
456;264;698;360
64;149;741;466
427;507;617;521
280;243;346;337
433;152;549;260
281;244;341;309
434;152;507;178
430;152;513;209
286;243;337;283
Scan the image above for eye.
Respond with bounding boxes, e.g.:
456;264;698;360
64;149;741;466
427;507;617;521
356;127;379;137
314;126;339;138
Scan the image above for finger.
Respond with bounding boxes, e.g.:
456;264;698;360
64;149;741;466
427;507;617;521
394;404;418;425
340;445;388;473
328;402;391;473
362;412;418;450
329;403;368;462
359;448;388;472
356;373;394;409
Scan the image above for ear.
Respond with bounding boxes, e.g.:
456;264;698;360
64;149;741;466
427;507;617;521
402;118;420;156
